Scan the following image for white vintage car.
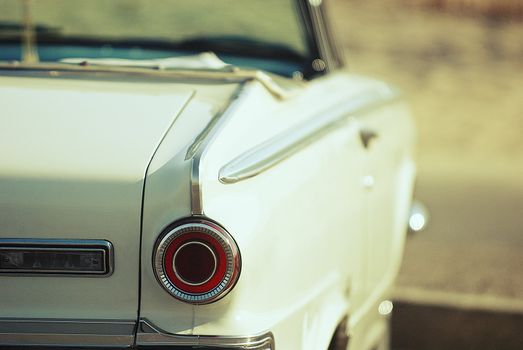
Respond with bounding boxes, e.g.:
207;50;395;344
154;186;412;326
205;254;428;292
0;1;416;349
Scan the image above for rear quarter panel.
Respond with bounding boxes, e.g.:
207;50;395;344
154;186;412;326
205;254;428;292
192;72;415;349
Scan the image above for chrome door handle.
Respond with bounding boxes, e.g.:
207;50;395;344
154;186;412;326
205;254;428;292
359;129;378;149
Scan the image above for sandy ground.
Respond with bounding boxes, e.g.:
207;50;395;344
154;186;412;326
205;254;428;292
330;0;523;302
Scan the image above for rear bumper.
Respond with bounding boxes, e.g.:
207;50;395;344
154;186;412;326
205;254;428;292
0;318;274;349
137;319;274;349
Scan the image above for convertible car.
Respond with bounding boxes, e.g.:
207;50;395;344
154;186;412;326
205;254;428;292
0;1;416;349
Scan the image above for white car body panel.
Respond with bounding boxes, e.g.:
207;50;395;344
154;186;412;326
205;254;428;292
139;82;241;333
0;75;193;319
0;1;416;349
0;69;415;350
156;73;414;348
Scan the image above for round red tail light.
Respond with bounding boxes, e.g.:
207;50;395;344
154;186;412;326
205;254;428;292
153;219;241;304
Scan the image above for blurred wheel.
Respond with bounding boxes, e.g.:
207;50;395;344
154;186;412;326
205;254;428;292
328;318;349;350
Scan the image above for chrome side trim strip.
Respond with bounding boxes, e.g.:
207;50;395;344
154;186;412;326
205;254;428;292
0;318;135;347
189;84;246;215
137;319;275;349
219;86;400;184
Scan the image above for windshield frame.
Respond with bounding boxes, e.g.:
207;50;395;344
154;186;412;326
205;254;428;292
296;0;344;77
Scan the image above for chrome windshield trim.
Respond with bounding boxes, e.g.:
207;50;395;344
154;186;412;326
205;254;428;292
308;1;336;73
0;318;135;347
137;318;275;349
297;0;342;74
313;0;345;69
219;86;400;184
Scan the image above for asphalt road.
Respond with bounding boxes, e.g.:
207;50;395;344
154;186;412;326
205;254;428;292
391;161;523;349
391;301;523;350
397;162;523;300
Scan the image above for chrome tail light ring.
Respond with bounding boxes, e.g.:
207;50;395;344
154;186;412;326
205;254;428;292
153;219;241;304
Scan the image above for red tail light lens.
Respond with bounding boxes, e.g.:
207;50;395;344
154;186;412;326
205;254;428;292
173;241;217;285
153;219;241;304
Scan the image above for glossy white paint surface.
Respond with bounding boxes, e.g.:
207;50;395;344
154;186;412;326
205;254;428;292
164;71;417;349
0;69;415;350
0;75;193;319
139;82;240;333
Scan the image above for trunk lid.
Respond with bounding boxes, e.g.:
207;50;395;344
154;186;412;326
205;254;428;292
0;74;192;328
